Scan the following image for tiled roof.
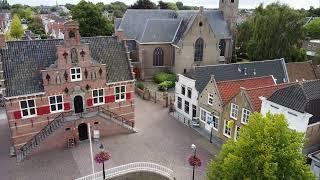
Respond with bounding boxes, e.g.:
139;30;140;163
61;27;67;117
268;80;320;124
118;9;231;44
313;64;320;79
186;59;289;93
286;61;318;81
216;76;275;105
2;37;133;97
244;82;297;111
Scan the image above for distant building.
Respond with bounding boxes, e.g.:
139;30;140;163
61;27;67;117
286;61;320;82
42;13;67;39
304;39;320;59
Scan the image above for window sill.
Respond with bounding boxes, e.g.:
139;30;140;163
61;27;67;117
230;116;237;121
241;121;248;125
93;103;104;106
223;133;231;138
22;115;37;119
115;99;126;103
70;79;82;82
50;110;64;114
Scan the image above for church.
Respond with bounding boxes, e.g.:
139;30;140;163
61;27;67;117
115;0;239;79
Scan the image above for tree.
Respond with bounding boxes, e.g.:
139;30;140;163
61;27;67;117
11;4;33;20
65;3;75;11
71;0;112;37
0;0;10;10
104;1;128;18
129;0;157;9
304;18;320;39
207;113;315;180
237;3;306;62
10;14;24;39
176;1;183;10
28;16;46;38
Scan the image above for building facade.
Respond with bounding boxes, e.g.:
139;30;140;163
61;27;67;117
115;0;239;79
2;21;135;161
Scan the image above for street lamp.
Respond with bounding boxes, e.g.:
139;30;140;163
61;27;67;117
188;144;201;180
94;143;111;180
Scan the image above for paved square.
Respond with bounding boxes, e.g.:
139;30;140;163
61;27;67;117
0;97;220;180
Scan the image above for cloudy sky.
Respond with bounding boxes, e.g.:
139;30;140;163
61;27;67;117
7;0;320;9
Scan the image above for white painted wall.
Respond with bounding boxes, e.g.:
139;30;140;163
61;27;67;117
260;97;313;133
174;74;199;120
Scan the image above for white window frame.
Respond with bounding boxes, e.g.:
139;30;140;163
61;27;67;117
184;100;189;114
70;67;82;82
200;108;206;121
208;93;214;105
200;108;219;131
49;95;64;113
187;87;192;98
92;89;104;105
181;85;186;95
241;108;251;124
177;97;182;109
234;125;240;141
115;85;126;102
20;99;37;118
212;115;219;131
230;103;239;120
223;119;232;138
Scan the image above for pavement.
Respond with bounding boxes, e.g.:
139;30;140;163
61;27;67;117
0;97;220;180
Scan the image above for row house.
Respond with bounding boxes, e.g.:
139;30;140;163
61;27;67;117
286;61;320;82
1;21;135;161
174;59;289;141
261;80;320;154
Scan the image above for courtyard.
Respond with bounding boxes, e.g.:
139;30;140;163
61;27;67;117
0;97;220;180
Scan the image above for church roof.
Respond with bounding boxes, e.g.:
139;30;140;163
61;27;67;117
2;37;133;97
117;9;231;44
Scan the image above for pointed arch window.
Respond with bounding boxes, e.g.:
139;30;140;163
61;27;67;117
153;47;164;66
219;39;226;56
194;38;204;61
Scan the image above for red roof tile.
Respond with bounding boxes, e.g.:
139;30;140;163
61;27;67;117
217;76;276;105
245;82;298;111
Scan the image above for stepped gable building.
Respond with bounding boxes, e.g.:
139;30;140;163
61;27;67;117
115;0;239;79
1;21;135;161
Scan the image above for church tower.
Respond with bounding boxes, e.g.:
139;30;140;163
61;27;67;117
219;0;239;34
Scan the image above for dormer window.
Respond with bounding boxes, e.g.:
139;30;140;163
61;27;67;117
70;67;82;82
69;31;75;38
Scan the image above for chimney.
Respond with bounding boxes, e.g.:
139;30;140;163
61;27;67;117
0;33;5;48
115;29;125;42
200;6;204;13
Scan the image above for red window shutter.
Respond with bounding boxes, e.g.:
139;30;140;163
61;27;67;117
105;95;115;103
87;99;93;107
37;106;51;115
126;92;131;100
13;111;22;119
64;102;71;111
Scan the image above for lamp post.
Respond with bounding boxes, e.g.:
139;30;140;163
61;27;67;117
94;143;111;180
188;144;201;180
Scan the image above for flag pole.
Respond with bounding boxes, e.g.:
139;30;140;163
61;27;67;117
88;123;95;179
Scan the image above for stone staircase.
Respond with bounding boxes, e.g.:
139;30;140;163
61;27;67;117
16;106;135;162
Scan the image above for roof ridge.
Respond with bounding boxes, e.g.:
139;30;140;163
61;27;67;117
244;82;298;92
286;60;313;64
216;75;273;84
195;59;283;69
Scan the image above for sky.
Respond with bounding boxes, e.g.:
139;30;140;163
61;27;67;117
6;0;320;9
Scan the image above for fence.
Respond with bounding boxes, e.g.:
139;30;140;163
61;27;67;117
75;162;175;180
136;87;175;108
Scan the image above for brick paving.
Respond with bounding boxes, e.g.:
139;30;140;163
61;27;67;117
0;98;220;180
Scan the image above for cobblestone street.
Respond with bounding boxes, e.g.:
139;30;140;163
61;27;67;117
0;97;220;180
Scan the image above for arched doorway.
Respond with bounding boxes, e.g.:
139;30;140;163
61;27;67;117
78;123;88;141
74;95;83;114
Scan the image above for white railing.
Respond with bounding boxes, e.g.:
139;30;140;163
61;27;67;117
75;162;174;180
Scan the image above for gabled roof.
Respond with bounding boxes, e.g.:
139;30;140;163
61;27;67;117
268;80;320;124
2;37;133;97
216;76;275;105
244;82;297;111
286;61;318;81
118;9;231;44
186;59;289;93
140;19;181;43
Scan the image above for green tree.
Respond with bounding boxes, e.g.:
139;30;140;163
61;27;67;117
304;18;320;39
0;0;10;10
71;0;112;37
105;1;128;18
10;14;24;39
11;4;33;20
176;1;183;10
158;1;177;10
28;16;46;38
207;113;315;180
129;0;157;9
238;3;306;62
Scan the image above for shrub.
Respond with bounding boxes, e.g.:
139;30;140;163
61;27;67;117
136;81;144;90
158;81;174;91
153;72;176;84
